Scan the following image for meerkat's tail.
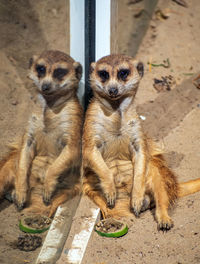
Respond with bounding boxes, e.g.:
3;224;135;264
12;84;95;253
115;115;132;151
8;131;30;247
178;179;200;197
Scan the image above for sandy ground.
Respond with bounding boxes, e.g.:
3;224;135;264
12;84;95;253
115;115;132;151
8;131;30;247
82;0;200;263
0;0;200;263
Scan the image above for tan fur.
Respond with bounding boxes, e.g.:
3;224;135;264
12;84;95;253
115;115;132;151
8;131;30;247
0;50;83;217
82;54;200;230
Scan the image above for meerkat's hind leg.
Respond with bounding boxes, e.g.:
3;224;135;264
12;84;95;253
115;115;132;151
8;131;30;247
0;151;18;200
140;193;155;213
148;158;175;231
155;194;173;231
22;193;50;216
48;184;80;217
83;182;133;219
23;184;80;217
82;181;110;219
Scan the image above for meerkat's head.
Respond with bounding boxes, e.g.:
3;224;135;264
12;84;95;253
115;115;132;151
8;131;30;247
90;54;144;100
28;50;82;97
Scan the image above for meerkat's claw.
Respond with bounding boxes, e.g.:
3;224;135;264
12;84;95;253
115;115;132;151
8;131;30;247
157;215;174;231
42;190;52;206
105;192;116;209
158;220;174;231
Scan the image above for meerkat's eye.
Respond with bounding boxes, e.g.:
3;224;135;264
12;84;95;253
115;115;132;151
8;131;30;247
36;65;46;78
98;70;109;82
118;69;130;81
53;68;68;80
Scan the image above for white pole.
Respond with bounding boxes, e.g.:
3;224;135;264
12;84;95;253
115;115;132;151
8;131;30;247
95;0;111;61
70;0;85;104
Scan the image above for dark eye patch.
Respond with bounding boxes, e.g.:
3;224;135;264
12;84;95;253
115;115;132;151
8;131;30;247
117;69;130;81
98;70;109;82
36;64;46;78
53;68;68;80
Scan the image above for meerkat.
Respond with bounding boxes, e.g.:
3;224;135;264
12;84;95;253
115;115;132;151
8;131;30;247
82;54;200;230
0;50;83;217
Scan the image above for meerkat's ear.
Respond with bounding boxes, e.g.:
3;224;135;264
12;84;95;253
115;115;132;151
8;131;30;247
29;55;38;69
132;60;144;78
73;62;82;80
90;62;96;74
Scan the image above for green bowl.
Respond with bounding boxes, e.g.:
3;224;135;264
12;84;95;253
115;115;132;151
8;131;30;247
19;215;51;234
94;218;128;238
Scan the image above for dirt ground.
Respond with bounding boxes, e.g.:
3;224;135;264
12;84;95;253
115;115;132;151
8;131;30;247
0;0;200;263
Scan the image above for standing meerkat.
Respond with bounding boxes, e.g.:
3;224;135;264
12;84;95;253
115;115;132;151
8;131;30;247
82;54;200;230
0;50;83;217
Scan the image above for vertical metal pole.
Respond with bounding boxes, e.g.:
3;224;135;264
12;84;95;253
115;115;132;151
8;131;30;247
84;0;96;109
70;0;114;109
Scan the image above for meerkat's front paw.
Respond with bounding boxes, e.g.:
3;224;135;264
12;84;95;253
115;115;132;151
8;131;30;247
42;172;57;205
12;189;27;210
43;182;55;205
103;184;116;209
131;195;144;217
42;187;53;206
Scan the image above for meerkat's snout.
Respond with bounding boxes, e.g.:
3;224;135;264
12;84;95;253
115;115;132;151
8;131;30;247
108;86;118;97
41;82;52;93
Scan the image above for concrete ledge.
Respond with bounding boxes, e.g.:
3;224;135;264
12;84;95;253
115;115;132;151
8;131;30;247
57;197;100;264
35;196;99;264
36;196;80;264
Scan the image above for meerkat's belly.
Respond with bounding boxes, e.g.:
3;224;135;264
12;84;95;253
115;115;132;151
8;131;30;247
35;129;66;156
31;132;62;184
97;118;135;190
107;159;133;189
30;155;55;185
102;135;134;190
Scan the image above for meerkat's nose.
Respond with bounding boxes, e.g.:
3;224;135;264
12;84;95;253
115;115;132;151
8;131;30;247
42;83;51;92
108;87;118;96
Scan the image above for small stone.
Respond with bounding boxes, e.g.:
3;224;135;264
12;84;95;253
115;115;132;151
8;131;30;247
11;100;18;105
